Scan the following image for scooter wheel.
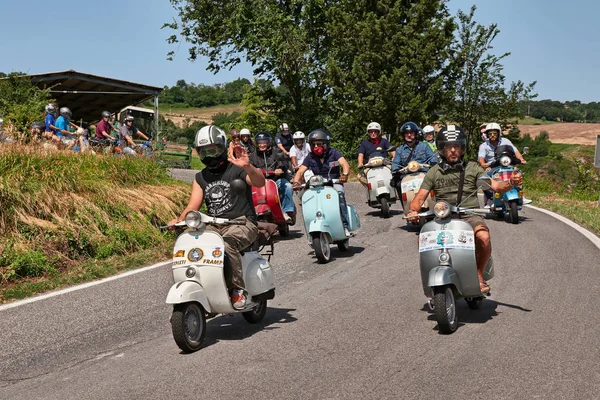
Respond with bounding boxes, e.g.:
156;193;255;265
171;302;206;353
380;197;390;218
312;232;331;264
242;300;267;323
465;297;483;310
337;239;350;252
433;287;458;334
509;200;519;224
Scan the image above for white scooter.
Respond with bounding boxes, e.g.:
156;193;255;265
165;209;276;353
394;160;436;225
359;148;397;218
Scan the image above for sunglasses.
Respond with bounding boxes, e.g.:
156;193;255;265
197;145;224;159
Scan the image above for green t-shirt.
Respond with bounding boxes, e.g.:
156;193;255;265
420;161;486;209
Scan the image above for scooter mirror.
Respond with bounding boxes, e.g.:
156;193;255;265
523;146;530;155
477;175;492;190
230;179;247;196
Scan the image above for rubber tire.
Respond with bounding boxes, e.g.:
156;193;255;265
242;300;267;323
509;200;519;224
278;223;290;237
465;297;482;310
380;197;390;218
433;287;458;334
171;303;206;353
312;232;331;264
337;239;350;252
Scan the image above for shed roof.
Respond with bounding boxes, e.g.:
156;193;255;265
25;70;163;124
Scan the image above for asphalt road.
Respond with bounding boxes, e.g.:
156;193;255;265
1;173;599;400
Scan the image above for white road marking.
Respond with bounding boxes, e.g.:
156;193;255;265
0;261;171;312
526;204;600;249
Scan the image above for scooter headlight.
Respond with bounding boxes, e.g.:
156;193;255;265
499;156;511;167
433;201;451;219
407;161;420;173
309;175;324;186
185;267;196;278
184;210;202;229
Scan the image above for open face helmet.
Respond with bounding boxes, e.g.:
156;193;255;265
45;104;56;115
59;107;72;119
436;124;467;164
194;125;227;160
366;122;381;136
307;129;330;156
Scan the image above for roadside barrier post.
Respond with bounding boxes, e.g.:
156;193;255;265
595;135;600;207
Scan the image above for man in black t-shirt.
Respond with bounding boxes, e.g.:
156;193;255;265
168;125;266;310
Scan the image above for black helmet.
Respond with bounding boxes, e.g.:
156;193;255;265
400;122;419;137
101;111;111;118
307;129;331;152
254;132;271;146
436;124;467;161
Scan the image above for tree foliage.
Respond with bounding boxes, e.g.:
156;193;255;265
443;6;536;157
156;78;251;108
520;99;600;122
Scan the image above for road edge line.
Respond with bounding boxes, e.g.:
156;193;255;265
0;260;171;312
525;204;600;249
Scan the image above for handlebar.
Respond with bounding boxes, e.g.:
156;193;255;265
160;211;247;230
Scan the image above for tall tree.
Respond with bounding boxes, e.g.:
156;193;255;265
444;5;536;156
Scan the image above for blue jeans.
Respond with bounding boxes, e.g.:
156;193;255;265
333;183;349;228
276;178;295;213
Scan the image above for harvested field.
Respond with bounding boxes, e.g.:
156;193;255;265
517;122;600;145
162;104;245;127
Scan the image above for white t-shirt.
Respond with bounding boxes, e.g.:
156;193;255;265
290;143;311;166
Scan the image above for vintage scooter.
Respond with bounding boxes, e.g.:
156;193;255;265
358;147;397;218
252;170;296;237
408;176;494;334
298;171;360;264
487;145;527;224
164;181;276;352
394;160;436;225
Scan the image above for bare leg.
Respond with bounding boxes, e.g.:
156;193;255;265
474;228;491;290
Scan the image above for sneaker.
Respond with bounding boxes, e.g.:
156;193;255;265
484;199;493;209
344;227;351;237
522;197;533;205
283;213;292;222
231;289;246;310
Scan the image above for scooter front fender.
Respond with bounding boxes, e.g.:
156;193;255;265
427;266;461;296
502;188;521;202
166;281;211;312
308;219;331;239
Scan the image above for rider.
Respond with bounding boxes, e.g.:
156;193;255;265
96;111;118;141
275;123;294;157
249;132;295;222
43;104;61;144
478;122;530;206
357;122;395;187
167;125;265;309
406;125;523;292
118;115;149;155
292;129;352;237
289;131;311;171
391;122;438;194
422;125;437;151
239;128;254;153
54;107;82;150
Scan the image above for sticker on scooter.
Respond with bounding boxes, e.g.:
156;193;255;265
187;248;204;262
418;230;475;252
401;179;423;193
212;248;222;257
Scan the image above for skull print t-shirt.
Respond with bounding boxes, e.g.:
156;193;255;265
195;163;257;224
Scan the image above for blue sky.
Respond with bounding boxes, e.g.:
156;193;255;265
0;0;597;102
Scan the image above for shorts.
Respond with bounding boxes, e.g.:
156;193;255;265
460;214;489;232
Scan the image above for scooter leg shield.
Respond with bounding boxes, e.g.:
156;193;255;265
427;266;461;296
166;281;211;313
483;257;494;281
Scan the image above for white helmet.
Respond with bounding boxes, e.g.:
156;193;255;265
366;122;381;134
59;107;72;119
423;125;435;134
240;128;251;136
292;131;305;140
485;122;502;136
193;125;227;156
279;123;289;132
45;104;56;114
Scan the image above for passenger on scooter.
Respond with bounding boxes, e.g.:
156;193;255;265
357;122;395;187
422;125;437;152
249;132;296;222
391;121;438;174
406;125;524;292
240;128;254;153
275;122;294;157
478;122;531;206
167;125;266;309
292;129;352;237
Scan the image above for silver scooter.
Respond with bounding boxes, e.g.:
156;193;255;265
358;146;397;218
408;176;494;334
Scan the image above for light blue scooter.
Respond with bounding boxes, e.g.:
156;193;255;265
300;174;360;263
488;145;527;224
